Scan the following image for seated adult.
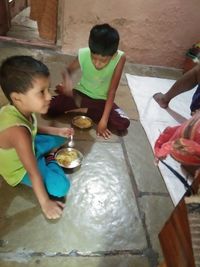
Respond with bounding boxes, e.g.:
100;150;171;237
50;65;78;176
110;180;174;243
154;112;200;176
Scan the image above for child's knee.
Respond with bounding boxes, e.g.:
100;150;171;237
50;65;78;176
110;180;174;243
119;118;130;131
111;117;130;131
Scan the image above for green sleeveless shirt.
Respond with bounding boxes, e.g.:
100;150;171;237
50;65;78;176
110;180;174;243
75;47;124;100
0;105;37;186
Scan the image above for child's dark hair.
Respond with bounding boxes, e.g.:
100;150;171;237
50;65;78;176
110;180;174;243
89;23;119;56
0;55;49;102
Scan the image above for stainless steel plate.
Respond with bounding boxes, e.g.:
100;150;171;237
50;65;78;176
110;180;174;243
55;147;83;169
72;115;93;129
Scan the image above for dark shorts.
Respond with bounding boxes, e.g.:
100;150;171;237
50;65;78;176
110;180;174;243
190;84;200;112
47;90;130;132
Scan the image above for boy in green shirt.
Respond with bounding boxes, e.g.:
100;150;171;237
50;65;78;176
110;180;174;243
0;56;74;220
48;24;130;139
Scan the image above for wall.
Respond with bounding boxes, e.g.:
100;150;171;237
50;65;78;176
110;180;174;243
60;0;200;68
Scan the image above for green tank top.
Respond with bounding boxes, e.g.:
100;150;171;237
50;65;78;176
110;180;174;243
0;105;37;186
75;47;124;99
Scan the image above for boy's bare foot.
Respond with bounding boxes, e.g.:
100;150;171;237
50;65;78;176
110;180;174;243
153;92;169;108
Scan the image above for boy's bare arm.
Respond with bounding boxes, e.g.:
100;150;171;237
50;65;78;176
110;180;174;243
97;55;126;138
38;125;74;138
8;126;65;219
67;57;80;74
57;57;80;96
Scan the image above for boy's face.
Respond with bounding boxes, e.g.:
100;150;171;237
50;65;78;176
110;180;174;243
13;76;51;115
91;53;113;70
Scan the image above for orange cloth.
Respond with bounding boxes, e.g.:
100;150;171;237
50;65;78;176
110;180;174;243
154;114;200;165
30;0;58;42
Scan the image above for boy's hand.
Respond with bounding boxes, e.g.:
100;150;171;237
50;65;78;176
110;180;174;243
62;70;73;91
97;120;111;139
57;127;74;138
55;71;73;96
55;83;66;95
41;199;65;220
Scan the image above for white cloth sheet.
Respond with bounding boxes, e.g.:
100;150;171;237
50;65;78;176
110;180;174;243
126;74;197;205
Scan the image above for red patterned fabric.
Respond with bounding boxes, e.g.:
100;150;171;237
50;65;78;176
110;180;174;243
154;113;200;165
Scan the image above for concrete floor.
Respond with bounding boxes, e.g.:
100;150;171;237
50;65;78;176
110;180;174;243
0;12;183;267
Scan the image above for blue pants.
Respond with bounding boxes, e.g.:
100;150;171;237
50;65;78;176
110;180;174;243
190;84;200;112
21;134;70;197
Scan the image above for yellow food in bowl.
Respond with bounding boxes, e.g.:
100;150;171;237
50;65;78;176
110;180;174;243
73;117;92;128
56;150;78;166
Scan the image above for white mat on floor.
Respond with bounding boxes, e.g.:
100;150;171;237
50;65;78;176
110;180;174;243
126;74;197;205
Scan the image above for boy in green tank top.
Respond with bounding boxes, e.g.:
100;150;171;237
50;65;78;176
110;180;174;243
48;24;130;139
0;56;74;220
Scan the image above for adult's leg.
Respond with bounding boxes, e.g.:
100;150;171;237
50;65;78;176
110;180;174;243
154;65;200;109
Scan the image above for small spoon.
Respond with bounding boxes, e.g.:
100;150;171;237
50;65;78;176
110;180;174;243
68;134;75;148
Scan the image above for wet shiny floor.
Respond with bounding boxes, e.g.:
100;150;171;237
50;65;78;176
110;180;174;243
0;42;182;267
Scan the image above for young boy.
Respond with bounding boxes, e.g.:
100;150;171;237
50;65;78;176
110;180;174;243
48;23;130;139
0;56;74;220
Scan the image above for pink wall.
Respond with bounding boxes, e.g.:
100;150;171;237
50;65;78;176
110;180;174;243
60;0;200;68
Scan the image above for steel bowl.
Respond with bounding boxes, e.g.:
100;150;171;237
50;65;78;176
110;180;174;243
55;147;83;169
71;115;93;129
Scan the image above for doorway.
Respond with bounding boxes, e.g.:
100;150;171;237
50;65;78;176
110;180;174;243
0;0;59;47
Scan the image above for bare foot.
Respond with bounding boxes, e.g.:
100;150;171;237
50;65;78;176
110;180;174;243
153;92;169;108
